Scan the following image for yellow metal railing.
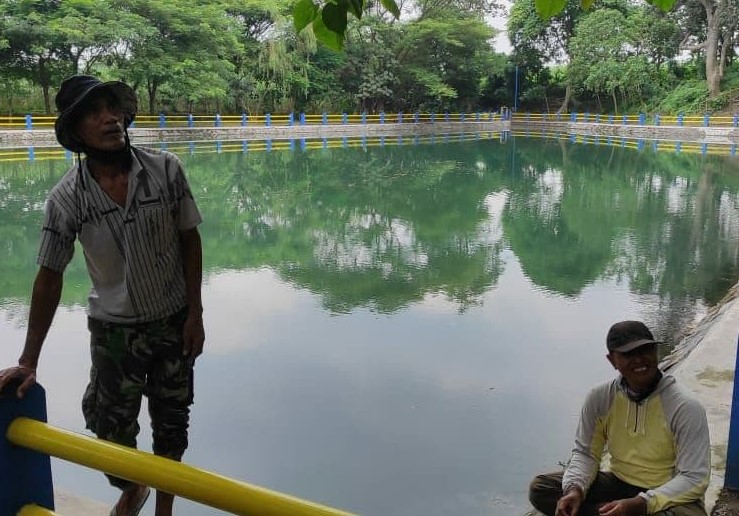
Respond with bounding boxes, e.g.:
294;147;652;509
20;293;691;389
17;505;56;516
8;417;355;516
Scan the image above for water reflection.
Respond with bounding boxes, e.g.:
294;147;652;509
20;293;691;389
0;137;738;515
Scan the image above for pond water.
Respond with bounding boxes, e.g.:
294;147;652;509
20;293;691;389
1;134;739;516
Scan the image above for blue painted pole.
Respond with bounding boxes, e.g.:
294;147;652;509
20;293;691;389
288;113;294;126
26;114;32;130
159;113;166;128
726;334;739;489
654;114;660;126
189;142;195;155
675;142;682;154
242;113;248;127
266;113;271;127
300;112;306;125
733;114;738;128
380;112;385;124
342;113;347;125
322;112;327;125
398;112;403;124
215;114;221;128
678;113;684;126
28;147;35;161
188;113;194;128
704;113;710;127
639;113;645;125
361;112;366;125
0;382;54;514
514;65;519;112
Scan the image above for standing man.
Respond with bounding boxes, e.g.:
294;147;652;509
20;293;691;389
529;320;710;516
0;75;204;516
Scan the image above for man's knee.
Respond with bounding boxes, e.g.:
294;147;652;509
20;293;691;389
529;472;564;514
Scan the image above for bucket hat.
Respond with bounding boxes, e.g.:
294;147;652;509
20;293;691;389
606;320;662;353
54;75;137;152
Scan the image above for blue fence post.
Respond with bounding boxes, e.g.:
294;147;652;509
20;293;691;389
342;112;348;125
300;138;307;151
724;334;739;490
622;114;627;125
266;113;271;127
704;113;710;127
322;112;328;125
242;113;248;127
476;112;481;122
215;114;221;128
654;113;660;126
431;112;436;124
608;115;614;124
0;382;55;514
300;112;306;125
28;147;35;161
639;113;645;125
266;139;272;152
26;114;32;130
188;113;194;128
678;113;684;126
159;112;166;128
733;114;738;128
444;112;450;122
398;112;403;124
675;141;682;154
190;142;196;155
415;112;420;124
583;112;589;122
288;112;294;126
461;112;466;122
361;112;367;125
732;144;737;157
570;112;577;122
380;111;385;124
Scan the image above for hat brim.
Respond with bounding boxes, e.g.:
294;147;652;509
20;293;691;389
611;338;661;353
55;81;137;152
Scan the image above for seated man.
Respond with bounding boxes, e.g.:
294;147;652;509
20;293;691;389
529;320;710;516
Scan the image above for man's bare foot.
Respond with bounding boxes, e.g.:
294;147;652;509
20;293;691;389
112;484;151;516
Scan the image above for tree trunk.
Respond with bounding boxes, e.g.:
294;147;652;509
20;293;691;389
558;82;572;114
704;1;722;98
612;89;618;115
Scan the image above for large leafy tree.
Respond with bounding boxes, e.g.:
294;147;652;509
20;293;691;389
0;0;128;113
675;0;738;97
112;0;239;113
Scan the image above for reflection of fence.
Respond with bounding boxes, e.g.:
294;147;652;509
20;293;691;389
0;111;509;130
5;111;739;130
1;383;355;516
511;112;739;127
2;130;737;164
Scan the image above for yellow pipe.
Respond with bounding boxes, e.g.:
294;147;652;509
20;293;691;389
18;505;57;516
8;418;356;516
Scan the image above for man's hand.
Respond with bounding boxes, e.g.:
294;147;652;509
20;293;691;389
598;496;647;516
0;365;37;398
182;312;204;362
556;486;584;516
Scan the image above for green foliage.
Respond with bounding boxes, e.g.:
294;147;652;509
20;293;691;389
657;80;709;114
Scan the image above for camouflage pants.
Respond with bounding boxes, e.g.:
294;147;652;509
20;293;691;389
82;309;194;490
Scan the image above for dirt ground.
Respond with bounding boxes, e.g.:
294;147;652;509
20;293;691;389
712;488;739;516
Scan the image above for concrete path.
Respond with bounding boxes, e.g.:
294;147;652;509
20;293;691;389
54;490;109;515
667;286;739;512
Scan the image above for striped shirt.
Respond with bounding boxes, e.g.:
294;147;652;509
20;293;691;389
38;146;202;323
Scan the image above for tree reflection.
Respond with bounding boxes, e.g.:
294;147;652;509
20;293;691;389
0;137;738;317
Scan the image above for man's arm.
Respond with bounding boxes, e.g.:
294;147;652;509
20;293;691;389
180;227;204;360
0;266;63;397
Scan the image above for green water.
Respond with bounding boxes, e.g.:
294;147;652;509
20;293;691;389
1;136;738;515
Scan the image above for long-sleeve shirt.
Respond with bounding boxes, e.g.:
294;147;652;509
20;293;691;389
562;374;710;513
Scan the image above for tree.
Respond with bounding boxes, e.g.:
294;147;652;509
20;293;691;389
0;0;127;113
675;0;738;97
